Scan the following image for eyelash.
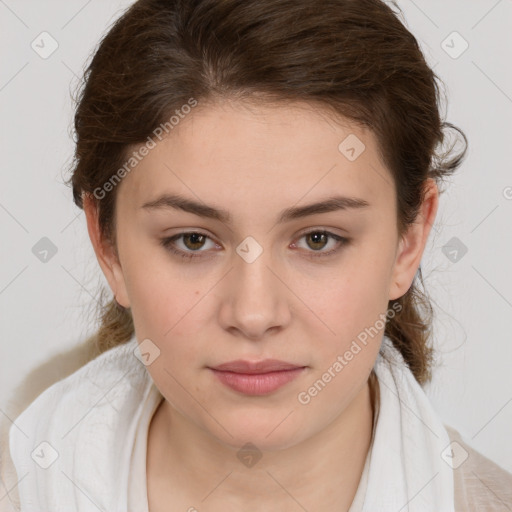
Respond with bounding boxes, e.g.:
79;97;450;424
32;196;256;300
160;230;349;261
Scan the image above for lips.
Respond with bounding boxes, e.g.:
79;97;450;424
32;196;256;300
210;359;303;374
208;359;307;395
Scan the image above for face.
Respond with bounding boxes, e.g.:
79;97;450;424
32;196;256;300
86;99;436;451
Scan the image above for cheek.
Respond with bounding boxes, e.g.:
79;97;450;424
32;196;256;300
300;259;391;341
124;261;216;375
122;269;184;353
119;237;199;332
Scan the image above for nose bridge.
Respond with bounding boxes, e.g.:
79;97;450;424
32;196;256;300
234;234;280;309
219;235;290;338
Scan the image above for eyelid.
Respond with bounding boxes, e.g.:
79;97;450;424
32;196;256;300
294;225;347;238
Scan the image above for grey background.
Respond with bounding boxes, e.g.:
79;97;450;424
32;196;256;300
1;0;511;472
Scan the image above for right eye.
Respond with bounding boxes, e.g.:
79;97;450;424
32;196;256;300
160;231;219;261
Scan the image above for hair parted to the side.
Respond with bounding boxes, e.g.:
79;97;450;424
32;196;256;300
66;0;467;392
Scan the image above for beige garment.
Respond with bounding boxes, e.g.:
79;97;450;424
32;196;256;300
443;424;512;511
1;340;511;512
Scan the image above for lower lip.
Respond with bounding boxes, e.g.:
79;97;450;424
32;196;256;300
209;367;306;395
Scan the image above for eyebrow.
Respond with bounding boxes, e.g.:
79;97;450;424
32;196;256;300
141;193;370;224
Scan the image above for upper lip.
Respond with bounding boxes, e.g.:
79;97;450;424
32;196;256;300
210;359;305;374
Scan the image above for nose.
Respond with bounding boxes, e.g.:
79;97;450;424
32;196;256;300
217;244;292;341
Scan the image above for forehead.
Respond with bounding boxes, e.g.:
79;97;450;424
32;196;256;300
117;100;393;216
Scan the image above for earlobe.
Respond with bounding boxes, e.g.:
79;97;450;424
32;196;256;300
110;262;131;308
389;228;419;300
388;179;439;301
83;193;131;308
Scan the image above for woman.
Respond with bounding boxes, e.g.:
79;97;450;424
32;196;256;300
2;0;511;510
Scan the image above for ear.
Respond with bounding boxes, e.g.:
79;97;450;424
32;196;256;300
389;178;439;301
83;193;131;308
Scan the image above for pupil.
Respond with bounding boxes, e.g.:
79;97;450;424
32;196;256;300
309;232;326;250
186;233;204;250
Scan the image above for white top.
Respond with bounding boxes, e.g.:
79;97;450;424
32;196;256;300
125;379;373;512
127;381;163;512
348;439;371;511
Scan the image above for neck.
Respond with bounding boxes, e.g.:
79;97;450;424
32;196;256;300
147;376;378;511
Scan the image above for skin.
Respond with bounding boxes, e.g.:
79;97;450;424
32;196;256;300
84;99;438;511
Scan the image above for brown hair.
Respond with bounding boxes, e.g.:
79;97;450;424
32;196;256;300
66;0;467;396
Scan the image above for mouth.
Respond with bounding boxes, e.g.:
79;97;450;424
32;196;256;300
208;359;307;395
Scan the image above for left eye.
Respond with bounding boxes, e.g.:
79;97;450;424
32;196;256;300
293;230;347;257
160;230;348;261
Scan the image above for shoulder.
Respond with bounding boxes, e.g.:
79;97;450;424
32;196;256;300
7;335;139;418
444;423;512;511
0;337;94;511
7;334;142;432
0;336;140;511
